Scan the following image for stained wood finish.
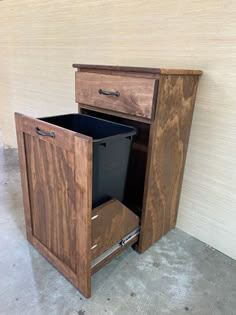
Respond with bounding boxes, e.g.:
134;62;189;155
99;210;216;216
139;75;200;252
80;104;151;124
15;113;92;297
75;72;156;119
91;199;139;260
160;69;202;75
79;68;160;80
24;133;77;271
15;113;33;242
21;117;75;151
31;236;78;285
73;64;161;74
79;70;201;252
73;64;202;76
15;64;202;298
74;135;92;297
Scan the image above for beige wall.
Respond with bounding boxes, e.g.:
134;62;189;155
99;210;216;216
0;1;236;259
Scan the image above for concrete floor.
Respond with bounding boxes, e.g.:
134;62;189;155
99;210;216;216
0;145;236;315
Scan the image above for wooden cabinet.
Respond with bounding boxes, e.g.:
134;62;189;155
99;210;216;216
15;64;202;298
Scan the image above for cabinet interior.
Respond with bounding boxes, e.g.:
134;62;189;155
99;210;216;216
81;108;150;217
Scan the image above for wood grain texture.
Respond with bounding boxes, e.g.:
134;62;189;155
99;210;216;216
74;135;92;298
73;64;202;75
159;69;202;75
91;199;139;260
80;104;151;124
15;113;93;297
73;64;161;73
76;72;156;119
139;75;199;252
21;116;76;151
78;68;160;80
1;0;236;259
14;113;33;242
25;132;77;271
31;236;78;286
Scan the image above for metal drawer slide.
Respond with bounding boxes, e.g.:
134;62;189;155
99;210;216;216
91;227;140;268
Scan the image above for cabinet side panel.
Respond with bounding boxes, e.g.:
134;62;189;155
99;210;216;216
139;75;200;252
74;135;92;298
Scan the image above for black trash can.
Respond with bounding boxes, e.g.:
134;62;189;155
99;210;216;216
40;113;137;207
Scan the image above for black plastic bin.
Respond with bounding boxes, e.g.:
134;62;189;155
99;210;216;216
40;113;137;207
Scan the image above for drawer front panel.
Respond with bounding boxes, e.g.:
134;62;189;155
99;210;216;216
75;72;157;119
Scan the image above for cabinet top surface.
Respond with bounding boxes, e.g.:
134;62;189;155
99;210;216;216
72;64;202;76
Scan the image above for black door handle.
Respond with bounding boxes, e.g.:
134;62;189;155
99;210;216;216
35;127;55;138
98;89;120;97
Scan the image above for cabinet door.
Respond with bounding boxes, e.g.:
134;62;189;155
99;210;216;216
15;113;92;297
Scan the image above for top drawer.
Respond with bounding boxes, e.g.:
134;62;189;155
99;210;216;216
75;72;157;120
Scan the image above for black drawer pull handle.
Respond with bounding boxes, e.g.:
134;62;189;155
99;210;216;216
98;89;120;97
35;127;55;138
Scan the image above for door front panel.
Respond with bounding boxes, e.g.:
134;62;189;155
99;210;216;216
15;113;92;297
24;133;76;271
